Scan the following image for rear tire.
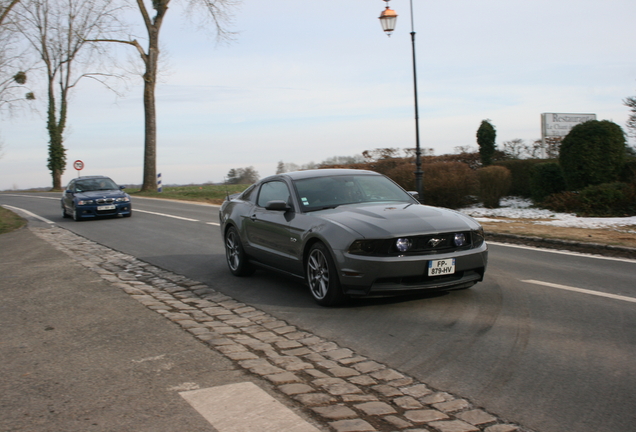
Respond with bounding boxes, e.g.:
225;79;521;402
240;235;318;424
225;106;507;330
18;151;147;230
306;242;345;306
224;227;254;276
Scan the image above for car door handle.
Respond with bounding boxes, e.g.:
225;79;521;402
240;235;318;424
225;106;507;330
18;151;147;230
250;214;257;221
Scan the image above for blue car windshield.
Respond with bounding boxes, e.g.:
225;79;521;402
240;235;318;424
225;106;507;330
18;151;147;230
75;178;119;192
294;175;415;212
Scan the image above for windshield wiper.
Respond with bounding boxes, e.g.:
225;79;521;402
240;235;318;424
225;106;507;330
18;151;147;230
306;205;340;212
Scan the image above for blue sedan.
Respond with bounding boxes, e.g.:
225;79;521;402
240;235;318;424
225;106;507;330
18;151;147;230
61;175;132;221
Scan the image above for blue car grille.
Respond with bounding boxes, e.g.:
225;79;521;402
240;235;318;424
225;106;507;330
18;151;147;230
96;198;115;204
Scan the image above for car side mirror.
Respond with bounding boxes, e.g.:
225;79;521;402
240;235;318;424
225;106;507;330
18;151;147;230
265;200;290;211
65;190;73;194
407;191;419;199
119;186;126;190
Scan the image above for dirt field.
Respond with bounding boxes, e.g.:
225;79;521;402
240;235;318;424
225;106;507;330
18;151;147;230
480;217;636;249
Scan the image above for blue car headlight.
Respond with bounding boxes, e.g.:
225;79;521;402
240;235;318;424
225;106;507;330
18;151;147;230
77;199;94;205
115;196;130;203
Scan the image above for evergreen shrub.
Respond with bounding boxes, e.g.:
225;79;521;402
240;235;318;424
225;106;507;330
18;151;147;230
530;162;566;202
559;120;626;190
495;159;550;197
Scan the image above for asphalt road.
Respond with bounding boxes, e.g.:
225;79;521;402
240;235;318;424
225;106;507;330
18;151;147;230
2;192;635;432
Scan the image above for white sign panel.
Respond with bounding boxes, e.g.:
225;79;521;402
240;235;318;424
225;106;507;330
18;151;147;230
541;113;596;138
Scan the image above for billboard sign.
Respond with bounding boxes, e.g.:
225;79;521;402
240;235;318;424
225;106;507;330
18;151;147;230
541;113;596;138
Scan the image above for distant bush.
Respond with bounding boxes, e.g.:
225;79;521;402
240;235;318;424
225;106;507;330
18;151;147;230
541;191;581;214
578;182;636;216
542;182;636;217
530;162;566;202
559;120;626;190
384;162;416;191
419;162;478;208
477;166;511;208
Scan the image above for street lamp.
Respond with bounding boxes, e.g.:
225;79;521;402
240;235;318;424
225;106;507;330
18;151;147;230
379;0;423;201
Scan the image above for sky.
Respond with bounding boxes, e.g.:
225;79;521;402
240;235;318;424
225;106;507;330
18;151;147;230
1;0;635;191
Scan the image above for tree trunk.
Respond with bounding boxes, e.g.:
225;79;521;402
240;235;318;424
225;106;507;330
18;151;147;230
141;58;157;191
46;77;67;191
138;2;165;192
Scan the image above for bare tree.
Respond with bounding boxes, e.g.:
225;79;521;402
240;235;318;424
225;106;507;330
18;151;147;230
13;0;123;190
502;138;525;159
92;0;240;191
0;0;20;25
0;0;33;116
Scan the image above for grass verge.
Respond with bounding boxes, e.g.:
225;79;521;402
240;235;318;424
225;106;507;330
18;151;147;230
127;184;249;205
0;206;27;235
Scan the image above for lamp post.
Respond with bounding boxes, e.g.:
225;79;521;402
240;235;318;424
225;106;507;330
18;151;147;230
379;0;423;201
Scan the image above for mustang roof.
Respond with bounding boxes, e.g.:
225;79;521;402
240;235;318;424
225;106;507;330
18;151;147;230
271;169;381;181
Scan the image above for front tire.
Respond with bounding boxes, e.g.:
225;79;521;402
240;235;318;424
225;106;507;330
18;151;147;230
224;227;254;276
72;207;83;221
62;205;69;218
306;242;345;306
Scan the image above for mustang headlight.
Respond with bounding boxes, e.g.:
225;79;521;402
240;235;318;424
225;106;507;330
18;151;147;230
472;228;485;248
349;240;383;255
77;199;94;205
395;238;413;253
454;233;466;247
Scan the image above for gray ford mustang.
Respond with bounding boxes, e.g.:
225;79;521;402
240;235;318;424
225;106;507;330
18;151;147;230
219;169;488;306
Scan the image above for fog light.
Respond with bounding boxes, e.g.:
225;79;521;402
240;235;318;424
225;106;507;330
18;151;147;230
454;233;466;247
395;238;412;252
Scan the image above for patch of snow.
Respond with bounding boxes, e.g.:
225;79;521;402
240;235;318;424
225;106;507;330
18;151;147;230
460;197;636;230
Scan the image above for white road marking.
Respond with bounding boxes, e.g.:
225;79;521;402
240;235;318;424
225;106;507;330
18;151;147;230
490;241;636;264
134;209;200;222
206;222;220;226
2;205;55;224
522;280;636;304
2;194;58;200
180;382;321;432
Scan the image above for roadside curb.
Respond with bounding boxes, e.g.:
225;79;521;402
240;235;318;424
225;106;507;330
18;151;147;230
485;231;636;259
31;225;532;432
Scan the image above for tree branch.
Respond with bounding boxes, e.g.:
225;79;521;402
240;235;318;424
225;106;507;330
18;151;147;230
86;37;147;61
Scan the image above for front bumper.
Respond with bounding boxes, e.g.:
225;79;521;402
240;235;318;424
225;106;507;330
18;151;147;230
75;202;131;218
333;243;488;297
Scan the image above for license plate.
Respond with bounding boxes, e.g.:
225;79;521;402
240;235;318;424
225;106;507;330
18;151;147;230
97;205;116;211
428;258;456;276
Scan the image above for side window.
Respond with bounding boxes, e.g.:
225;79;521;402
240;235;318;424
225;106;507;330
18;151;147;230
67;181;75;192
257;181;291;207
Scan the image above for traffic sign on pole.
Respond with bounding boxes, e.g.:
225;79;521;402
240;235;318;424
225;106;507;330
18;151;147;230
73;160;84;177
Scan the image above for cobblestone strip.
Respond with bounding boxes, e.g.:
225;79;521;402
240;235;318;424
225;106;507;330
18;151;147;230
32;226;532;432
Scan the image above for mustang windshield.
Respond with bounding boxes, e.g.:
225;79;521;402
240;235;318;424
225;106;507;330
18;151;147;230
294;174;416;211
